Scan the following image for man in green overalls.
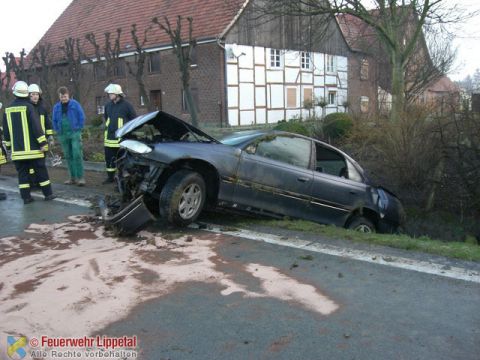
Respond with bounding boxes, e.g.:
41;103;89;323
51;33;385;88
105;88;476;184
52;86;86;186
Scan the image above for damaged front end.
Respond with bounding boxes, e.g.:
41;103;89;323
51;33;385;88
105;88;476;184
100;142;165;235
100;110;219;235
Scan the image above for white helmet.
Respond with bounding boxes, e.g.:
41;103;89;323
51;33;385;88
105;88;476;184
28;84;42;94
12;81;29;98
105;83;124;96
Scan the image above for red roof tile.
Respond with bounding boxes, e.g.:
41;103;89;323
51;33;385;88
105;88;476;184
33;0;245;60
336;14;379;52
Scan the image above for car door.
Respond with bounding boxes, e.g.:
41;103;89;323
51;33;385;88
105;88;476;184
232;134;314;219
310;142;369;226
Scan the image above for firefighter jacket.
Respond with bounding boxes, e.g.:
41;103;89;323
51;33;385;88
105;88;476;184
0;126;7;165
104;98;136;148
2;97;47;161
32;99;54;136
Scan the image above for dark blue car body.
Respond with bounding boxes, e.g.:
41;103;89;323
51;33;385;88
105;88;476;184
114;111;405;232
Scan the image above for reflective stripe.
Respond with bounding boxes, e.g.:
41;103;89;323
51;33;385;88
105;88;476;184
12;152;45;161
104;118;110;144
105;142;120;148
39;180;51;187
19;183;30;189
29;169;35;174
4;141;11;147
106;168;116;172
118;117;124;129
46;129;54;135
40;115;46;132
37;135;47;143
20;107;30;152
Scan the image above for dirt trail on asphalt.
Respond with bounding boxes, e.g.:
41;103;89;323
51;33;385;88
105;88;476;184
0;216;338;338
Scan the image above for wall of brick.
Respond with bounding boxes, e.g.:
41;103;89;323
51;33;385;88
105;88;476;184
80;42;226;127
347;53;379;115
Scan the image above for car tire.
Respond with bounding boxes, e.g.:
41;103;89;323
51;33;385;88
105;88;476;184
159;170;206;226
347;216;376;233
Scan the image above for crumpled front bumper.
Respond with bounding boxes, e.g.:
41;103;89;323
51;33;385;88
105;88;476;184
99;195;156;235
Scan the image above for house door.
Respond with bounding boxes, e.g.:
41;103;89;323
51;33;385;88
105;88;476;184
149;90;162;111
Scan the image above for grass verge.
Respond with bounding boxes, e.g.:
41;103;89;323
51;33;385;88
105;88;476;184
201;213;480;262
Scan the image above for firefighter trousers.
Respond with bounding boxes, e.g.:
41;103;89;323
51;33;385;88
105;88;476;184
14;158;53;200
104;147;118;181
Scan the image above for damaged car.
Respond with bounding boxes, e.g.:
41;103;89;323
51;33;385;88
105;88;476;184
102;110;405;235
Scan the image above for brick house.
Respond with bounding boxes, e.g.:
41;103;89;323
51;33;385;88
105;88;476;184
337;11;458;116
31;0;354;127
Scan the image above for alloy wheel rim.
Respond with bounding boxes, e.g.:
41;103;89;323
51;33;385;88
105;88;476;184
355;224;373;233
178;184;202;219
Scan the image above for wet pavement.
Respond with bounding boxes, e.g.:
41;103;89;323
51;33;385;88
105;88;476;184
0;175;479;360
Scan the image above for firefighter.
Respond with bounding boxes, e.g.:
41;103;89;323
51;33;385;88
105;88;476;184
2;81;55;204
103;84;136;184
28;84;54;187
0;102;7;201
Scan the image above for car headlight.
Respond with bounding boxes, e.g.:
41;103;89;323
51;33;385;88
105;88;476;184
119;140;152;154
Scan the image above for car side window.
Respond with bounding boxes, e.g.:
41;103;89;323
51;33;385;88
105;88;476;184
251;135;312;169
315;143;348;178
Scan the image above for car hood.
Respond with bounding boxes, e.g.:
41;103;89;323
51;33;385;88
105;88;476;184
116;110;219;143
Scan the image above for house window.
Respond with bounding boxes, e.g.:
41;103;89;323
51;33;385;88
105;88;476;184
287;88;297;108
149;52;161;73
328;91;336;105
94;63;106;81
360;96;369;113
95;96;104;115
270;49;282;68
303;88;313;108
190;47;198;67
301;52;311;70
326;55;336;73
182;87;199;113
360;59;369;80
113;60;126;78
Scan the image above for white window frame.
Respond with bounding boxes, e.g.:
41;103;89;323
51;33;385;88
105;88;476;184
326;55;336;73
328;91;337;105
301;52;311;70
269;49;282;69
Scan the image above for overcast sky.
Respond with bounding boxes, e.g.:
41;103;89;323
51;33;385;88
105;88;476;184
0;0;478;80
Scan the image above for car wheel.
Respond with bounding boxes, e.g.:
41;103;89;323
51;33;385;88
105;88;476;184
159;170;206;226
347;216;375;233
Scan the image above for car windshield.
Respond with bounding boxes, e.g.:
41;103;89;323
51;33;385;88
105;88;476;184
220;131;263;147
126;123;214;144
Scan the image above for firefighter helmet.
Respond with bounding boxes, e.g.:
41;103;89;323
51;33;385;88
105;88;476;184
12;81;29;98
105;83;124;96
28;84;42;94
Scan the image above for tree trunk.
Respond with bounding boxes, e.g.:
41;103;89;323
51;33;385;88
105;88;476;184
424;156;445;212
184;86;198;126
390;55;406;122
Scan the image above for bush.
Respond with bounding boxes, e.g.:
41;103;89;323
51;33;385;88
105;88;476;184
322;112;353;140
90;114;104;127
90;152;105;162
274;120;310;136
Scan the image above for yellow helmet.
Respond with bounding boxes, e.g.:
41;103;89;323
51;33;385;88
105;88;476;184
28;84;42;94
12;81;29;98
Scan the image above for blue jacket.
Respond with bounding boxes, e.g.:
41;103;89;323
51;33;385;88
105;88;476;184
52;99;85;134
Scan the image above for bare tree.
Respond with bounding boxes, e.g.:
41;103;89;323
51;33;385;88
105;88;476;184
85;28;123;83
153;16;198;126
125;24;151;109
254;0;473;121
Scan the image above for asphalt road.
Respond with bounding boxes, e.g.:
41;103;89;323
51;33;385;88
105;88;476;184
0;187;479;360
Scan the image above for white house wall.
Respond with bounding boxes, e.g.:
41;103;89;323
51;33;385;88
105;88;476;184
225;44;348;126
